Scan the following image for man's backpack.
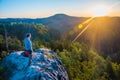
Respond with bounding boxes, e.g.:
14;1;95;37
21;51;29;57
25;51;29;57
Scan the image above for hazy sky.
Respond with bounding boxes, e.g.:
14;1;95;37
0;0;120;18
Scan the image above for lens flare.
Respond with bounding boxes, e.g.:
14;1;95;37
72;17;94;42
78;24;83;29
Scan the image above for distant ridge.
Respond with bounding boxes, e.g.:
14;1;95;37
44;14;70;18
0;14;89;32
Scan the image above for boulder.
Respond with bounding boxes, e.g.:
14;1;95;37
0;48;69;80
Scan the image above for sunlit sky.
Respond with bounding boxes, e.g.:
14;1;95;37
0;0;120;18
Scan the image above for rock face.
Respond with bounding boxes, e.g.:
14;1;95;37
1;48;69;80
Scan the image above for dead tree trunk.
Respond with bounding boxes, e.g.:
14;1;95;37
3;26;9;53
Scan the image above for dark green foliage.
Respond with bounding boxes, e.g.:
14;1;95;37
0;66;6;80
112;63;120;80
58;42;108;80
0;22;60;51
0;51;8;61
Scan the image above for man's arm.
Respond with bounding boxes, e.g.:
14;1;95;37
28;39;33;52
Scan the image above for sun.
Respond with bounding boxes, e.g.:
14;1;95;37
92;6;109;17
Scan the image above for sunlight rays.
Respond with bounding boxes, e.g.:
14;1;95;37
72;17;94;42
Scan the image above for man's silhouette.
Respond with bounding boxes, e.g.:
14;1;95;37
24;33;33;65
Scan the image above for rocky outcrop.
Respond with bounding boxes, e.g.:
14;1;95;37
1;48;69;80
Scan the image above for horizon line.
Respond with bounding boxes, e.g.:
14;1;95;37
0;13;120;19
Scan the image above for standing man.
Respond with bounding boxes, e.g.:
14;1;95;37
24;33;33;65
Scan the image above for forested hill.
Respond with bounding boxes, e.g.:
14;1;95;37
0;14;89;32
0;14;120;58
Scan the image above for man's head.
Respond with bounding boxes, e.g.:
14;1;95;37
26;33;31;38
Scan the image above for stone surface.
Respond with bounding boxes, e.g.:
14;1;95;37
1;48;69;80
